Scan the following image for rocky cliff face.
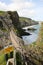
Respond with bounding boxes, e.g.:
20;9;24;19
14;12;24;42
7;11;21;28
0;11;41;65
0;11;20;48
0;11;38;49
0;11;28;48
0;12;12;48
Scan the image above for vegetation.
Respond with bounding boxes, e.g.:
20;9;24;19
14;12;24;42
26;23;43;65
16;52;22;65
0;49;14;65
19;17;38;27
0;11;5;15
0;11;39;65
19;17;32;21
0;50;6;65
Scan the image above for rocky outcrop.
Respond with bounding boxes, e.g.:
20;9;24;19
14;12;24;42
0;11;41;65
0;11;38;49
0;13;13;30
7;11;20;28
0;13;13;48
0;11;30;49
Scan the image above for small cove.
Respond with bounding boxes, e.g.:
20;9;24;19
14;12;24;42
22;24;40;45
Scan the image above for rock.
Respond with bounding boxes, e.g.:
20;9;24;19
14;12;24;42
27;28;36;31
7;11;20;28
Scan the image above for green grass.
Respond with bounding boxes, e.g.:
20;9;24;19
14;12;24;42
0;11;5;15
0;11;5;13
36;23;43;47
0;53;6;65
19;17;32;23
0;50;13;65
19;17;31;21
26;23;43;65
19;17;37;23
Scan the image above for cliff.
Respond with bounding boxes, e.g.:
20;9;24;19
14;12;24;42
19;17;38;27
0;11;39;65
0;11;30;48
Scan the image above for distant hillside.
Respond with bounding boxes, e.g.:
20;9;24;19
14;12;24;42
19;17;38;27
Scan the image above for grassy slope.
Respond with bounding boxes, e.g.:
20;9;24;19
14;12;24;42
0;11;5;15
19;17;38;28
19;17;38;23
19;17;31;20
25;23;43;65
0;11;6;65
36;23;43;46
0;49;12;65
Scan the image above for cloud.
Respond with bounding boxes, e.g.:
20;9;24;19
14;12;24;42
11;0;33;2
0;0;35;10
7;0;35;11
0;0;35;19
18;9;35;17
0;1;7;11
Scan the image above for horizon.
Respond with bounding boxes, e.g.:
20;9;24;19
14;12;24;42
0;0;43;21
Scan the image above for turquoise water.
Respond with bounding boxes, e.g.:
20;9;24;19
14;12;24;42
22;24;40;45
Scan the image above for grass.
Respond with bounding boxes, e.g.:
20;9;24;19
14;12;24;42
19;17;31;21
0;50;6;65
36;23;43;47
0;50;14;65
0;54;6;65
0;11;5;15
25;23;43;65
31;23;43;46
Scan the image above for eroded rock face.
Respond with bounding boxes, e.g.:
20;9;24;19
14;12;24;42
0;13;13;30
0;11;24;49
0;13;13;48
7;11;21;28
0;11;38;49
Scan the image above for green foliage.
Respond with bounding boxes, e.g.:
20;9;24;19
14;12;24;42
0;50;14;65
16;52;22;65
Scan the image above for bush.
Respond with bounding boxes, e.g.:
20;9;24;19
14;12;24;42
16;52;22;65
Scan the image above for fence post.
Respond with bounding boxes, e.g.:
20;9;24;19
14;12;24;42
14;50;16;65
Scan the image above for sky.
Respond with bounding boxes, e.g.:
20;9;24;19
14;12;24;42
0;0;43;21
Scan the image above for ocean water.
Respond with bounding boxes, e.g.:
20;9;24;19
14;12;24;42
22;24;40;45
